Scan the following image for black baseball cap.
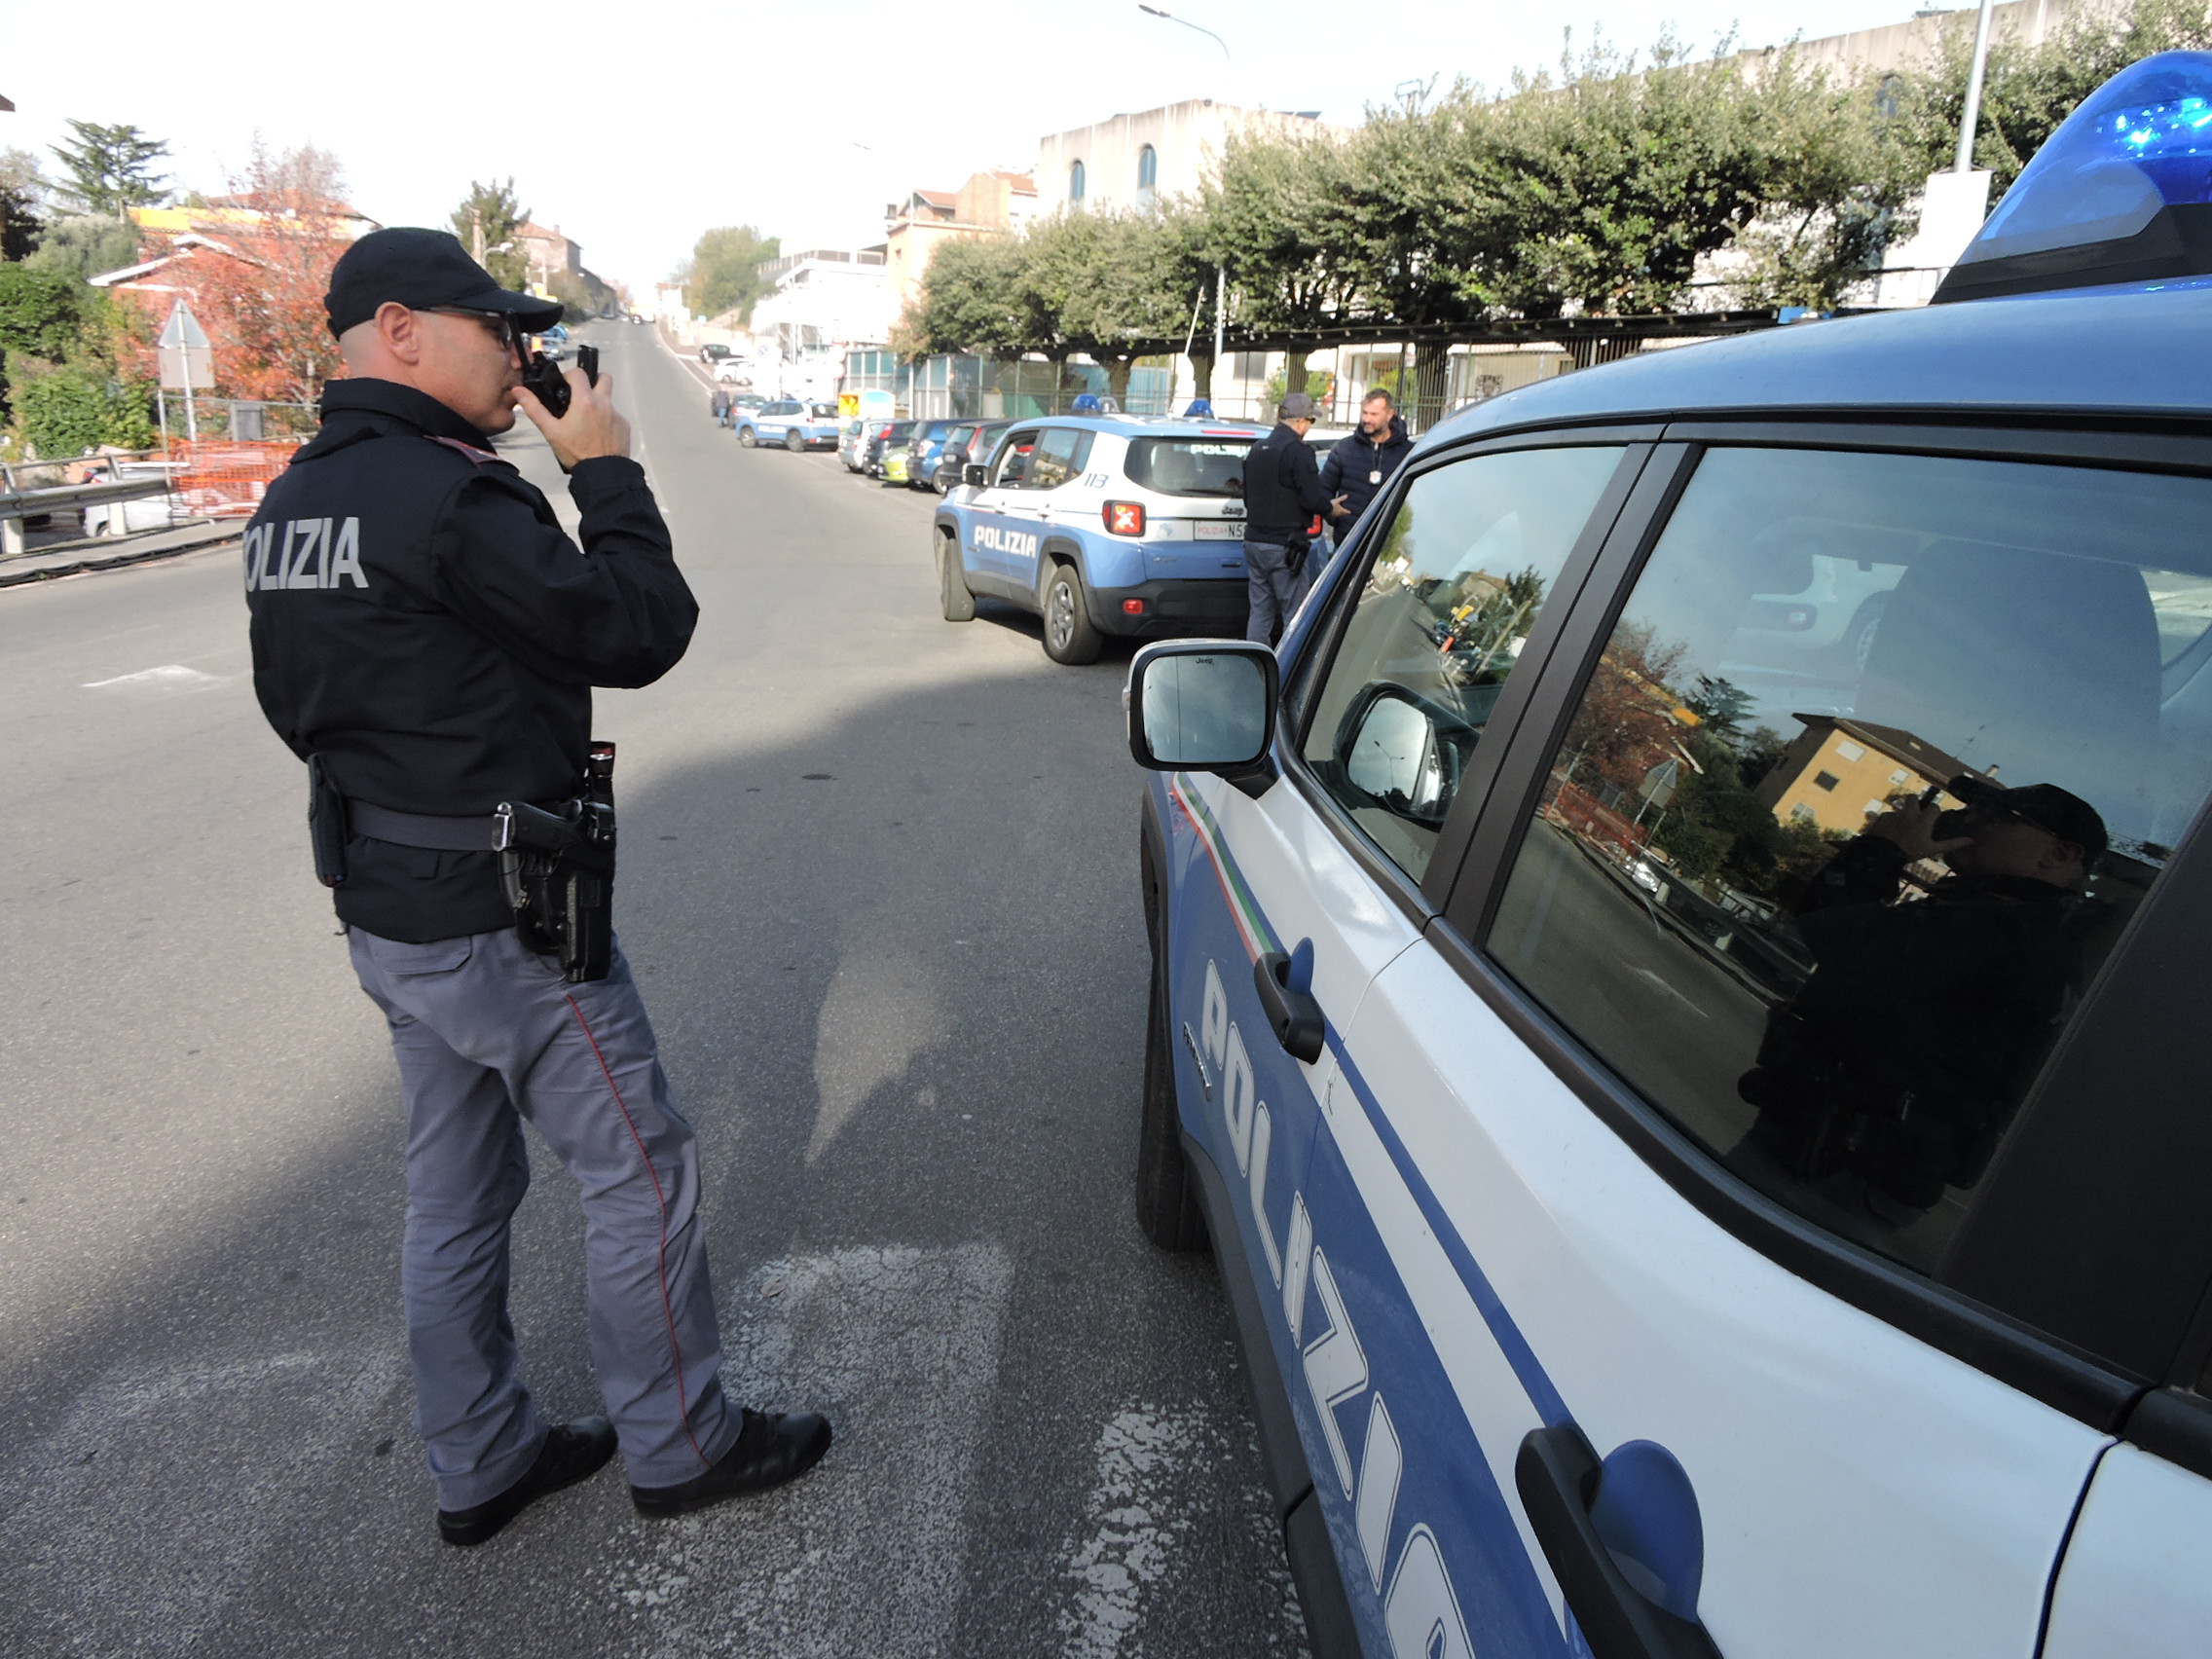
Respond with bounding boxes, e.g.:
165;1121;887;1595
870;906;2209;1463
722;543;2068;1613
325;227;565;339
1947;775;2109;862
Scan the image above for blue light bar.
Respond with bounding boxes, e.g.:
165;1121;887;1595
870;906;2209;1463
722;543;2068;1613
1936;52;2212;302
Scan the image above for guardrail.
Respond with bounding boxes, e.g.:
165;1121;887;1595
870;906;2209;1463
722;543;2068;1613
0;457;177;558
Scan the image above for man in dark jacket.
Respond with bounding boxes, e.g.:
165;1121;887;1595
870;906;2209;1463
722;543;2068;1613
1239;391;1338;644
1319;388;1413;535
246;228;829;1547
1738;778;2106;1228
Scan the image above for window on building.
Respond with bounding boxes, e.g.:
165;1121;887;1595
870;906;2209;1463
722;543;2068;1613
1835;739;1866;761
1136;145;1158;208
1891;768;1911;785
1813;770;1841;792
1069;160;1087;203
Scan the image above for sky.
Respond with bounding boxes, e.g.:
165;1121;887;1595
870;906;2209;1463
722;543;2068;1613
1;0;1934;300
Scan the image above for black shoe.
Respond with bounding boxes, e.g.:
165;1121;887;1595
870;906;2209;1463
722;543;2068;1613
436;1416;618;1547
631;1409;833;1518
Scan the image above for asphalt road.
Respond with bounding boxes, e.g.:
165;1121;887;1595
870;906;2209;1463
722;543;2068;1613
0;321;1308;1659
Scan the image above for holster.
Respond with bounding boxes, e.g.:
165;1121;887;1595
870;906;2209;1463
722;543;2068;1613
1286;535;1311;580
307;755;349;888
496;741;617;983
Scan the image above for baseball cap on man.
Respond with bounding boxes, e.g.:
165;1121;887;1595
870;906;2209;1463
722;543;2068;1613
1947;775;2109;862
1278;392;1320;420
325;227;566;339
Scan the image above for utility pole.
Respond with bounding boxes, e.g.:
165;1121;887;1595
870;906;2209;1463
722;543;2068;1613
1956;0;1998;173
1212;267;1226;392
472;207;486;266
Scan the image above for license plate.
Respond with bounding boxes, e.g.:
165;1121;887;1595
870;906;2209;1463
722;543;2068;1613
1195;521;1240;540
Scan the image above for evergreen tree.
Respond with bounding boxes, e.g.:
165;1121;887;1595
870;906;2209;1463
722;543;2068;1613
49;120;170;218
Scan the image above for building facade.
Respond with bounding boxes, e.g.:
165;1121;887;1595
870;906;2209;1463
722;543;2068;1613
1034;101;1346;215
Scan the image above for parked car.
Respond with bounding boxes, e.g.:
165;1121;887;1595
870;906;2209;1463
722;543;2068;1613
837;419;873;473
1118;52;2212;1659
904;421;956;491
712;358;755;386
933;415;1256;663
699;344;732;363
535;324;571;362
930;421;1012;493
866;420;916;479
737;399;841;452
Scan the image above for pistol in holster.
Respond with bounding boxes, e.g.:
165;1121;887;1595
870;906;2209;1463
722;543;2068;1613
308;755;349;888
496;741;617;983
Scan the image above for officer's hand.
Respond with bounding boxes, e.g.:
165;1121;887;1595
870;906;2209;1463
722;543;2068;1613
1329;494;1350;518
1865;799;1972;861
515;368;632;470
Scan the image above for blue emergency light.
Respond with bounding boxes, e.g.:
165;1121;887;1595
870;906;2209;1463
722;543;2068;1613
1936;52;2212;302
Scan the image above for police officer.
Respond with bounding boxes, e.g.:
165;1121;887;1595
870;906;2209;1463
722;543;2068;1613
1239;391;1338;645
1738;777;2106;1229
245;228;830;1547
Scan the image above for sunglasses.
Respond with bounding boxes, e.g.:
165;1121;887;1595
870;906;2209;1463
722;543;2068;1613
423;307;523;352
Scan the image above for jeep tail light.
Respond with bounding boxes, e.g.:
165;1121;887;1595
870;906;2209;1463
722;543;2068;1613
1104;500;1146;536
1122;598;1146;614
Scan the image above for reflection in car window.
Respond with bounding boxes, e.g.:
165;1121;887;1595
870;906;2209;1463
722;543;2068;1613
993;429;1040;488
1125;437;1256;498
1302;447;1627;880
1026;428;1094;490
1488;447;2212;1273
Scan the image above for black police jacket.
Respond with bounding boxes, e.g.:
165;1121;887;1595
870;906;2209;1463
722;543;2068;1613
245;378;697;943
1240;422;1333;545
1318;416;1412;528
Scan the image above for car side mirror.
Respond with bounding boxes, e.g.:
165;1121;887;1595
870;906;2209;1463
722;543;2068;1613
964;463;988;487
1125;640;1279;796
1335;683;1468;824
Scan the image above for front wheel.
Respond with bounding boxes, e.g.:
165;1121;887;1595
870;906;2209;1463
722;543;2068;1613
785;428;804;454
737;426;757;449
1042;563;1103;665
1136;913;1207;1252
938;531;976;622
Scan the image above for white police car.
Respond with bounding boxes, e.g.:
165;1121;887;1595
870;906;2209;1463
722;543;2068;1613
933;416;1271;664
737;398;841;452
1126;53;2212;1659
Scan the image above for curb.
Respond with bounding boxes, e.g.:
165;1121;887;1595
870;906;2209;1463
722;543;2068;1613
0;529;240;589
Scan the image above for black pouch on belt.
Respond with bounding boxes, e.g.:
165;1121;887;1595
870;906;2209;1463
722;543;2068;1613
307;755;350;888
497;741;617;983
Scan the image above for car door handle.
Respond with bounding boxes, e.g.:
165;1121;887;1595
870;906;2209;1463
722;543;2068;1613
1515;1424;1722;1659
1253;951;1325;1062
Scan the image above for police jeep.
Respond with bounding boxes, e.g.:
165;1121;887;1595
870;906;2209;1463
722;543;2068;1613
932;415;1270;664
1125;53;2212;1659
736;398;841;452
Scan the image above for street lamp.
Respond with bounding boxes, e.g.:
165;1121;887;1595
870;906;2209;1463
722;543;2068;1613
1137;4;1230;59
1955;0;1998;173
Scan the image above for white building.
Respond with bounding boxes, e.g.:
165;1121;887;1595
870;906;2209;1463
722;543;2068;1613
1035;101;1347;214
747;247;894;353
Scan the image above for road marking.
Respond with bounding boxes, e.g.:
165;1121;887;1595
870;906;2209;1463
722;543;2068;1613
81;663;227;691
601;1242;1014;1656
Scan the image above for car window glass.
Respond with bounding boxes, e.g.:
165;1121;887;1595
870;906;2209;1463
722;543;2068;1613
1487;446;2212;1275
1027;427;1093;490
994;429;1041;488
1301;446;1627;881
1125;437;1254;497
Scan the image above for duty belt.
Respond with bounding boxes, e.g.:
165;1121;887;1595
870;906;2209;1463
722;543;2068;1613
345;798;503;851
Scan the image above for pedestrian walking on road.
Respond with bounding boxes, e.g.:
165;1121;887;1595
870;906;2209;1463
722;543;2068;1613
711;384;733;425
1318;387;1413;538
1238;390;1338;645
243;228;830;1548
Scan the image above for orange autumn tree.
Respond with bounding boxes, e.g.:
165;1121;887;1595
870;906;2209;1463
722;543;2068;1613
191;141;353;405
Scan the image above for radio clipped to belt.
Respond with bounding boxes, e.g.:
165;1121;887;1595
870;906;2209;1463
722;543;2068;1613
496;740;617;983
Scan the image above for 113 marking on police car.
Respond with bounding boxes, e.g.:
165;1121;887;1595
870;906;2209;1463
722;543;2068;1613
242;517;367;592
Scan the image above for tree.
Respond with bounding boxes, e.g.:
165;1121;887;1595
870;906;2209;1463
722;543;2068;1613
16;365;155;457
450;178;529;289
2;146;47;262
904;232;1050;360
677;225;780;322
50;120;170;219
1899;0;2212;197
191;140;351;402
24;214;141;280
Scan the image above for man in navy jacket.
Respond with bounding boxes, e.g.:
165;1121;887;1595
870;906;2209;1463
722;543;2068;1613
1319;388;1414;537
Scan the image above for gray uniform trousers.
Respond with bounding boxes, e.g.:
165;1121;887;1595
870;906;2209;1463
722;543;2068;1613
349;924;739;1508
1243;540;1310;645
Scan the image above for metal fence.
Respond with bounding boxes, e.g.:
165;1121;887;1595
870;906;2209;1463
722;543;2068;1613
154;395;318;445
